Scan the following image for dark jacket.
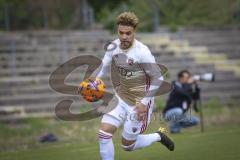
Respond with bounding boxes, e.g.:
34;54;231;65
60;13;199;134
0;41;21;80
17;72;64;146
163;81;193;114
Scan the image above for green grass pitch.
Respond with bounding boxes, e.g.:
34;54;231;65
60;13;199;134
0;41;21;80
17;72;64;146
1;125;239;160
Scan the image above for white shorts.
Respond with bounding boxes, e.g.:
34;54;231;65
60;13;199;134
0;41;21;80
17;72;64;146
101;98;154;141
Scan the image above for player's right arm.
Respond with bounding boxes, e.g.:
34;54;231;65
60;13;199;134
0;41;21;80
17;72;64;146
96;50;113;78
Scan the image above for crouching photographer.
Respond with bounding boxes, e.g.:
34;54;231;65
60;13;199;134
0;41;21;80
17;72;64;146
163;70;200;133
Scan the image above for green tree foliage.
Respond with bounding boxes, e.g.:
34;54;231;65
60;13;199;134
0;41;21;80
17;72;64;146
0;0;77;30
156;0;240;27
0;0;239;31
94;0;158;32
97;0;240;31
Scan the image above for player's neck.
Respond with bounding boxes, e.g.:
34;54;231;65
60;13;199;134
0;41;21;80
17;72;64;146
120;39;135;53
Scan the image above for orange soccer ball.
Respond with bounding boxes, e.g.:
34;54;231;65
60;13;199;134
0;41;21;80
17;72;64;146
78;77;105;102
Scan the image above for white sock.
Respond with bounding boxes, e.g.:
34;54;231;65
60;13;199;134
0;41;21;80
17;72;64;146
133;133;161;150
99;130;114;160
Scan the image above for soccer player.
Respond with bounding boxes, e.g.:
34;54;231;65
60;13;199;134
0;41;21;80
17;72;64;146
96;12;174;160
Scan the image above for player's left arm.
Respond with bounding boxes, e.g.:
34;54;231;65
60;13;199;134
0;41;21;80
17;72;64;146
139;47;163;106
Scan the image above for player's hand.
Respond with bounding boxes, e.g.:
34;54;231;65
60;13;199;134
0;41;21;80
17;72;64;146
77;77;96;94
88;76;97;82
135;102;148;121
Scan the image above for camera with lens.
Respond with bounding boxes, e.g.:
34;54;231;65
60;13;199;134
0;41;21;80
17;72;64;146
193;73;215;82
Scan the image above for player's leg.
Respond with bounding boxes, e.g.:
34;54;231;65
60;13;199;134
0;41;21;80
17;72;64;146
121;100;174;151
99;104;126;160
99;122;117;160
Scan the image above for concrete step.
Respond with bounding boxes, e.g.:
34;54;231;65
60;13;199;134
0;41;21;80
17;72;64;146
0;66;56;76
179;30;240;38
0;67;237;88
0;93;74;106
0;99;106;121
0;78;239;99
0;44;105;54
0;82;113;96
202;90;240;101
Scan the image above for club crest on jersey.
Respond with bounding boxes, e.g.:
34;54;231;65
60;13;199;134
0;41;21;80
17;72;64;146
127;58;134;65
132;127;138;133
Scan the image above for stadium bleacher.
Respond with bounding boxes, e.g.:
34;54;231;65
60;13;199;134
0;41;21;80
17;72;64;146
0;29;239;120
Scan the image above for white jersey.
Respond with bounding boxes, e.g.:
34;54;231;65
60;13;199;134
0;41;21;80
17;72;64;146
97;39;162;106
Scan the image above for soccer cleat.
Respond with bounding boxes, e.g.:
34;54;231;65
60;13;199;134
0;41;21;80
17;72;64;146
156;127;175;151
